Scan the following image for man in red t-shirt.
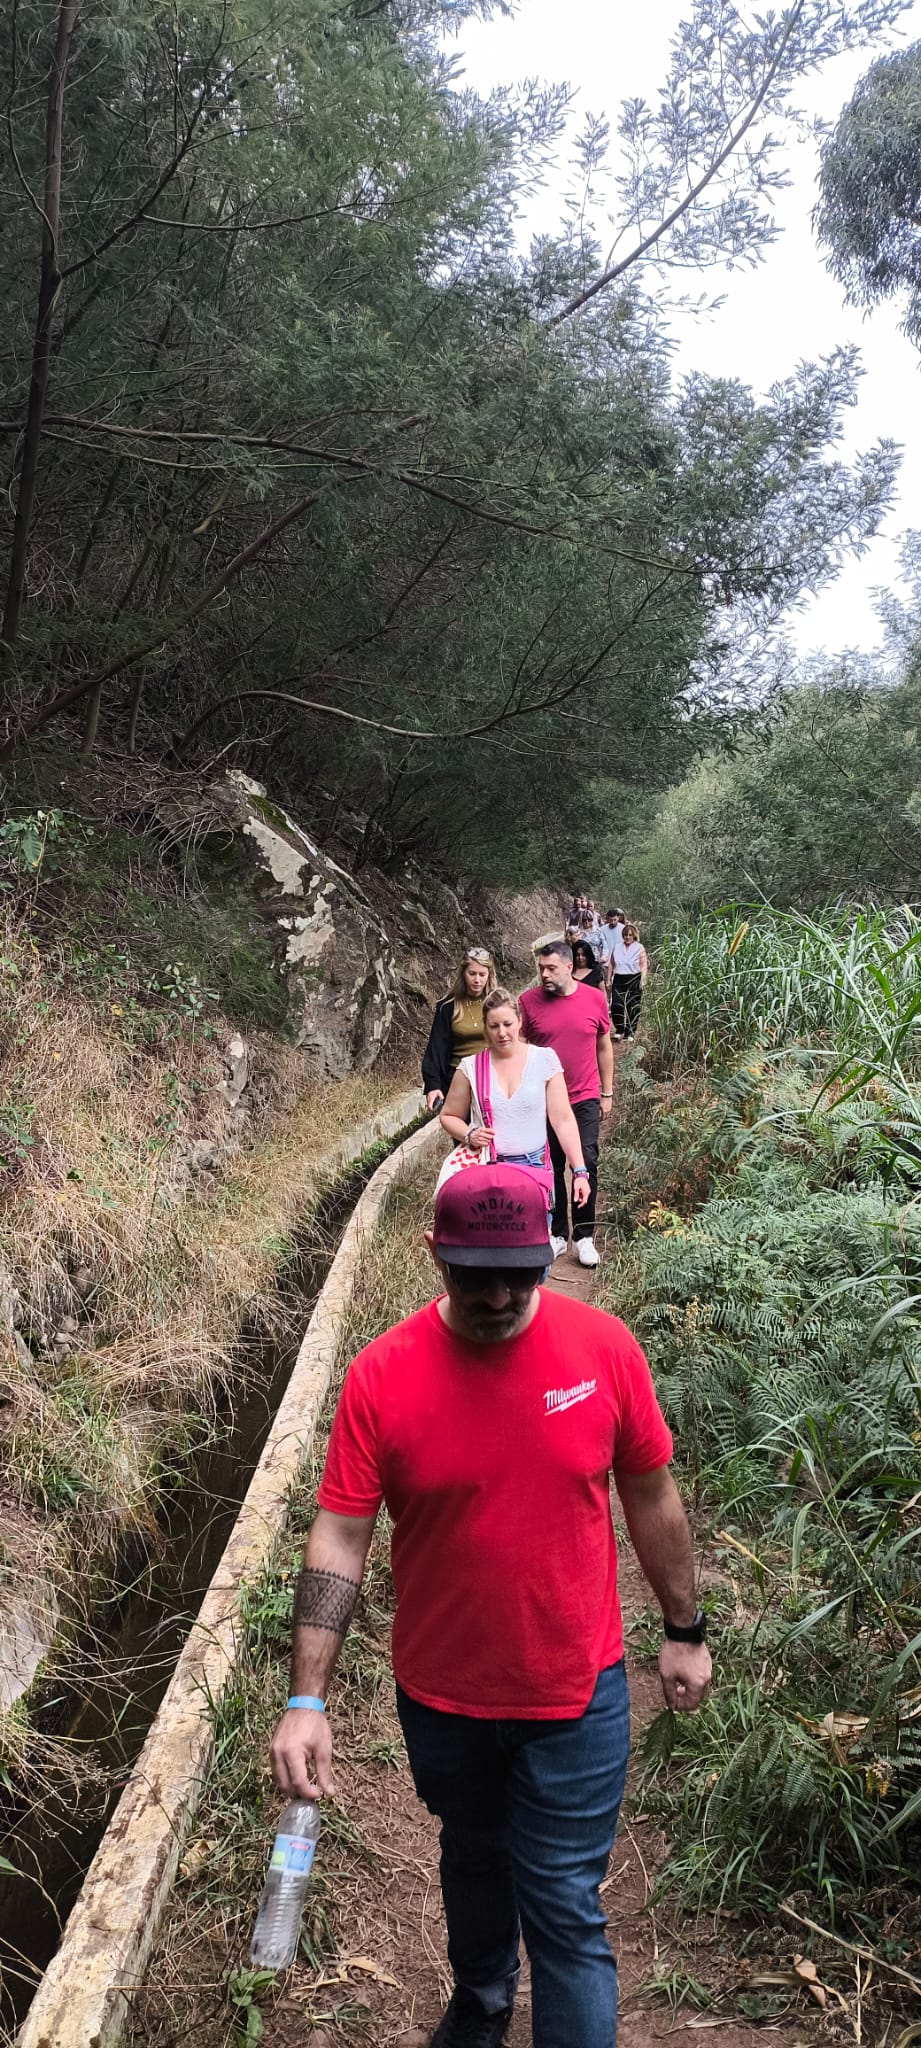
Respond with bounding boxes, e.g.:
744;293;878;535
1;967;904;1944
270;1165;710;2048
519;935;613;1269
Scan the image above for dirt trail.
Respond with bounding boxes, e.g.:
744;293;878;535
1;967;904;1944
508;1251;766;2048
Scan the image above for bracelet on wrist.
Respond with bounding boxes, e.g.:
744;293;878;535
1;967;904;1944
287;1694;325;1712
662;1608;707;1645
572;1166;589;1178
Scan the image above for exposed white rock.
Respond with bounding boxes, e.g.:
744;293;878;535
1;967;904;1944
217;774;397;1077
151;771;398;1076
0;1594;57;1709
219;1033;249;1113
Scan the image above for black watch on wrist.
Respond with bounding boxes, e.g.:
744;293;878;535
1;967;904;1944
663;1607;707;1645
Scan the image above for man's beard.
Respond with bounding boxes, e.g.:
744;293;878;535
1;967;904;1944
470;1310;528;1343
541;980;563;998
464;1304;530;1342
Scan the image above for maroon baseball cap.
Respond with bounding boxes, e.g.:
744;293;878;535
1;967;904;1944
433;1163;551;1267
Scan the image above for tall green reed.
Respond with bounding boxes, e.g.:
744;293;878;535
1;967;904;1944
653;903;921;1073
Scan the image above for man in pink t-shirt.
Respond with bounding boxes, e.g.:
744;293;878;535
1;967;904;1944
270;1165;711;2048
518;935;614;1269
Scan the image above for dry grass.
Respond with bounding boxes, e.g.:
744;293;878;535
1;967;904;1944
0;913;417;1768
130;1158;441;2048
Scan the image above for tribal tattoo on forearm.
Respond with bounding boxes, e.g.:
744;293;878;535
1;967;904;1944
293;1567;361;1637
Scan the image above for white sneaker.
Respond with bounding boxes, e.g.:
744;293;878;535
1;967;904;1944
576;1238;600;1268
549;1234;568;1260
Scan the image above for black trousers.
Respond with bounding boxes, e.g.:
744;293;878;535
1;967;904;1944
610;972;642;1038
548;1096;600;1242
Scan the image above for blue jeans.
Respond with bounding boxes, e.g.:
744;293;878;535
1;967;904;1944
396;1662;630;2047
499;1150;553;1232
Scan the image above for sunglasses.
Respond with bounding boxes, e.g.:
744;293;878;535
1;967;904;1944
466;948;491;964
445;1263;547;1293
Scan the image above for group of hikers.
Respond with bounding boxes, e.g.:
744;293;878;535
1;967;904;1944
269;901;711;2048
419;909;646;1269
564;899;648;1040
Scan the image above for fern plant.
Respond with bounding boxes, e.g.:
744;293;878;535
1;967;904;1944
602;1075;921;1914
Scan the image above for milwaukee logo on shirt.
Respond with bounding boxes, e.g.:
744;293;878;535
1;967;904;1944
544;1377;597;1413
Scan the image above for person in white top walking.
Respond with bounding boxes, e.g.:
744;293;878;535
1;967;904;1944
439;988;591;1214
609;920;648;1040
597;908;625;989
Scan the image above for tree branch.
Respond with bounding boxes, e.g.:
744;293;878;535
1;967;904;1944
58;11;241;280
5;0;54;240
31;414;687;573
172;571;679;756
0;410;430;756
138;200;362;233
549;0;805;325
0;479;354;758
59;102;206;279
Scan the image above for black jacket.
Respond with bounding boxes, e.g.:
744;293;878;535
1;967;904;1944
421;996;456;1096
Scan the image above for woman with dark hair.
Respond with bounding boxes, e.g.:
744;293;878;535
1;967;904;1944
610;921;648;1040
421;947;497;1110
572;937;604;988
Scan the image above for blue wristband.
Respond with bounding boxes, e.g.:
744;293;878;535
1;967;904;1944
287;1694;325;1712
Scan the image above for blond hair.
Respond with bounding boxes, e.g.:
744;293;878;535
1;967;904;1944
447;947;497;1018
482;985;519;1022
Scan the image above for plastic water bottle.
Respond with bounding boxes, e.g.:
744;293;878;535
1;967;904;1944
250;1799;321;1968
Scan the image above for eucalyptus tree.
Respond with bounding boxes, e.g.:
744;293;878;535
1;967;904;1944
543;0;916;324
816;40;921;344
611;645;921;917
0;0;910;882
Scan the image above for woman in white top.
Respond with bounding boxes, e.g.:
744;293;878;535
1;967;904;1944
609;920;648;1040
439;988;590;1212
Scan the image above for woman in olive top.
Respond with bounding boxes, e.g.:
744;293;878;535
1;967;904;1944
422;947;496;1110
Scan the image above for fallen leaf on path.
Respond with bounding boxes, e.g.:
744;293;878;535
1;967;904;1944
178;1837;211;1881
681;2021;751;2031
681;2022;788;2034
793;1710;869;1764
792;1954;827;2007
338;1954;402;1987
714;1528;776;1576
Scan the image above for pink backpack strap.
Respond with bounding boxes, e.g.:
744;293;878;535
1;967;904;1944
474;1048;496;1162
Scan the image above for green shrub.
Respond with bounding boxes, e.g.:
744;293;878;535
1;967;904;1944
604;1046;921;1917
651;903;921;1071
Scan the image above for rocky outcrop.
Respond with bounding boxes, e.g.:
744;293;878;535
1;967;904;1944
159;772;397;1076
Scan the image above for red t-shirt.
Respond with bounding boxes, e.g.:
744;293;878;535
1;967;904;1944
518;981;611;1103
317;1289;673;1718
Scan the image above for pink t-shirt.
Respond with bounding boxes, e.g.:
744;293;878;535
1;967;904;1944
518;981;611;1104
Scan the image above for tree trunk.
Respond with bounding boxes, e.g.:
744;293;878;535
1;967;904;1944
79;673;106;760
1;2;79;685
126;667;146;756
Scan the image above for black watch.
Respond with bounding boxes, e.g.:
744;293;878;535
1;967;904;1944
663;1607;707;1645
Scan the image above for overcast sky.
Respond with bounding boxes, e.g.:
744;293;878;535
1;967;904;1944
455;1;921;663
